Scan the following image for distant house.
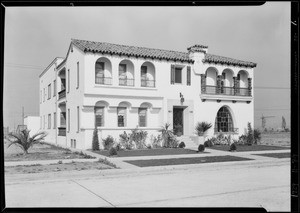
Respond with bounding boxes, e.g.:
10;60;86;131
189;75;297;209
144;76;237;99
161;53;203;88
16;125;27;134
39;39;256;149
24;116;41;136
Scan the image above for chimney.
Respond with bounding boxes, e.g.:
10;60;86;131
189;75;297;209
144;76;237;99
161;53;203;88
187;44;208;74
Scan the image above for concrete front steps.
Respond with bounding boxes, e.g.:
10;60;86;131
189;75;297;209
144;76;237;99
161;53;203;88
177;135;199;149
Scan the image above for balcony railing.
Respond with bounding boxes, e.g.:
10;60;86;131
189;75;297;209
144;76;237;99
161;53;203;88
141;79;155;88
119;78;134;86
202;85;251;96
95;77;112;85
58;90;66;100
58;127;66;136
214;127;239;134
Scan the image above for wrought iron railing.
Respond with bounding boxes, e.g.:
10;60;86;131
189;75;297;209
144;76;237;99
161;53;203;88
202;85;251;96
141;79;155;88
95;77;112;85
214;127;239;134
58;127;66;136
119;78;134;86
58;90;66;99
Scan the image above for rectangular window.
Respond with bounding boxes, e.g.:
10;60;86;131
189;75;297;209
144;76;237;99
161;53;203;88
53;112;56;129
71;139;73;148
60;112;66;126
48;84;51;99
53;80;56;97
68;109;70;132
48;114;51;129
74;139;76;148
95;61;105;84
175;67;182;83
95;107;104;127
67;69;70;93
187;66;191;86
43;88;45;102
77;62;79;89
138;108;147;127
117;107;126;127
77;106;80;132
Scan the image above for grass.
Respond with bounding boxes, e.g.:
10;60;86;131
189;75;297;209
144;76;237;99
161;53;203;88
207;144;290;152
124;155;253;167
252;152;290;159
4;140;95;162
93;148;208;157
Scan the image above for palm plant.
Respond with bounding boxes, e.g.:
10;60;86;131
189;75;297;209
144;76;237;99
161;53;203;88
158;123;174;147
253;128;262;144
195;122;212;136
7;129;47;155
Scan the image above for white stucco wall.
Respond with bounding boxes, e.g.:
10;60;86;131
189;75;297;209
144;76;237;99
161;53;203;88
24;116;41;136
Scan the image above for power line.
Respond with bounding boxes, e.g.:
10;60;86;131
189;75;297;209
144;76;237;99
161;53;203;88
5;65;43;70
5;62;45;69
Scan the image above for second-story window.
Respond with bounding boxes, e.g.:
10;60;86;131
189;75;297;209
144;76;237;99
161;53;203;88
187;66;191;86
48;84;51;99
95;61;105;84
48;114;51;129
53;80;56;97
77;62;79;89
175;67;182;84
67;69;70;93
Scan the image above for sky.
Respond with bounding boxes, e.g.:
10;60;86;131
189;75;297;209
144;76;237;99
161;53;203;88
3;2;291;131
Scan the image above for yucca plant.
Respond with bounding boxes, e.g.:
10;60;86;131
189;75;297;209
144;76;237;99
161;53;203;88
158;123;174;148
7;129;47;155
195;122;212;136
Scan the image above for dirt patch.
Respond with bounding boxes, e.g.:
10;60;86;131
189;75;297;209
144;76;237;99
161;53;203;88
259;132;290;147
5;160;117;174
4;140;95;162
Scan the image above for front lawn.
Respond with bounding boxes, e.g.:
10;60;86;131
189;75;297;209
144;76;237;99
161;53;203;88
252;152;290;159
124;155;253;167
4;140;95;162
93;148;208;157
5;159;118;174
207;144;290;152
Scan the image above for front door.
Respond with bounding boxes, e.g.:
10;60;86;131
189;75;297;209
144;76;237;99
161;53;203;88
173;107;184;136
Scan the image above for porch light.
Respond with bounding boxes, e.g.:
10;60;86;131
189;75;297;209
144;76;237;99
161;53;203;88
180;92;184;103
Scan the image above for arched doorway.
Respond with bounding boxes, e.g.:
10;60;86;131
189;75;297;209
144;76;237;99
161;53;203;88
214;106;234;133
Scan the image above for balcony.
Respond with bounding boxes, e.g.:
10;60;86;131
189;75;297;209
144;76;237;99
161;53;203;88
119;78;134;86
201;85;252;102
141;79;155;88
214;127;239;134
58;127;66;136
95;77;112;85
58;90;66;100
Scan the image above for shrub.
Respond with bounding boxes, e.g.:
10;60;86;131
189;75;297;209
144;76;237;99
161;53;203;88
246;122;254;145
114;143;122;151
7;129;47;155
178;142;186;148
229;143;237;151
168;135;179;148
159;123;174;148
119;131;134;150
195;122;212;136
238;134;247;145
204;139;214;147
146;144;152;149
151;135;162;148
198;144;205;152
130;128;148;149
102;135;115;150
108;147;118;156
92;128;100;151
253;129;261;144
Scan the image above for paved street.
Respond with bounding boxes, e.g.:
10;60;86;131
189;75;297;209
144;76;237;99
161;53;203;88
5;158;290;211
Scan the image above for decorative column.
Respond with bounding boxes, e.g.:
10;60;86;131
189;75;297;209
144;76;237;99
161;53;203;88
233;76;237;95
248;77;252;96
216;75;222;94
200;74;206;93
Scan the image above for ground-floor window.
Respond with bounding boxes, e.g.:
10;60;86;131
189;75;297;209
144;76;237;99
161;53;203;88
215;106;234;132
117;107;126;127
48;114;51;129
53;112;56;129
95;107;104;127
138;108;147;127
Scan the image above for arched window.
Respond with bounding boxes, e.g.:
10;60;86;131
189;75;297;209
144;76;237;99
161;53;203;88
95;58;112;85
215;106;234;133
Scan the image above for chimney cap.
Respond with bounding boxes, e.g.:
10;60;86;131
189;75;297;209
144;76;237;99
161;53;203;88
187;44;208;53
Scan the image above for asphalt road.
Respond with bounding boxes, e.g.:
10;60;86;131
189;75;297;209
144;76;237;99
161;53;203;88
5;159;290;211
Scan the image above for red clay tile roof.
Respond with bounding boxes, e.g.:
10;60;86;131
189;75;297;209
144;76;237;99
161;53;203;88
204;54;256;68
71;39;256;68
71;39;193;63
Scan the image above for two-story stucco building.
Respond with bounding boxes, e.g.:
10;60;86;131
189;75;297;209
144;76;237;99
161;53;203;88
39;39;256;149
